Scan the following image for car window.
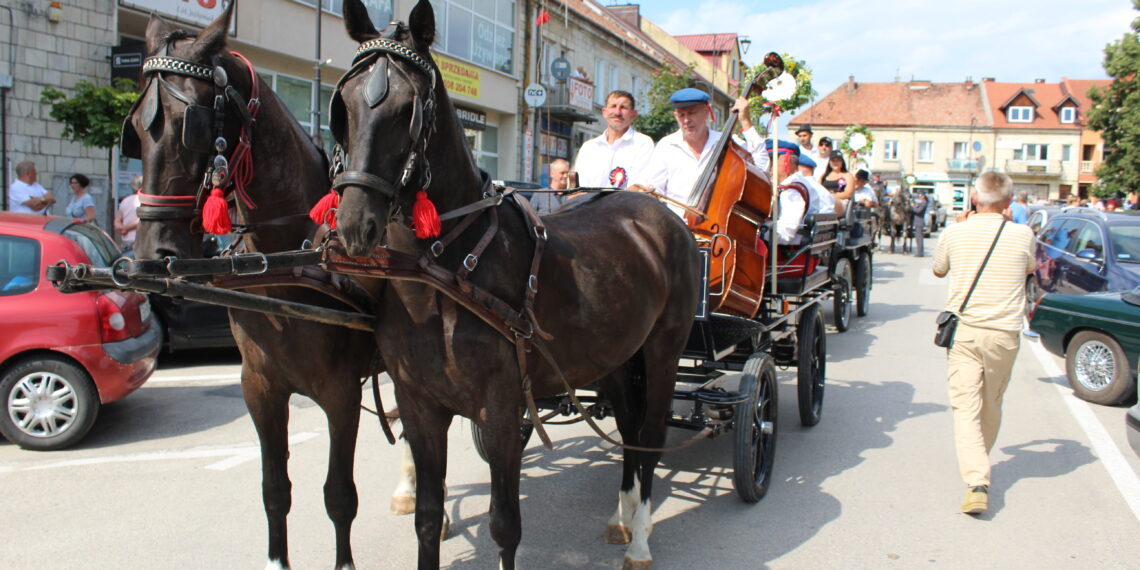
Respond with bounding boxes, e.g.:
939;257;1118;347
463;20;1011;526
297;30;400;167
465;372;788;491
1028;211;1048;235
1109;225;1140;263
1070;221;1105;257
1040;218;1081;252
62;224;119;267
0;235;40;296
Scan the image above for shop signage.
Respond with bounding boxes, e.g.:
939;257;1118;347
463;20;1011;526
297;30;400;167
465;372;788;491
568;77;593;111
120;0;235;30
436;54;481;99
455;106;487;131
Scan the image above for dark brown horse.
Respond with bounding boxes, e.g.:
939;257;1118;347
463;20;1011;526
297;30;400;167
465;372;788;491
329;1;700;568
124;6;395;569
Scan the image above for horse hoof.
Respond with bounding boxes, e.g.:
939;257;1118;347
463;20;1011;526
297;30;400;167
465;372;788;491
605;524;632;544
440;513;451;540
389;495;415;516
622;556;651;570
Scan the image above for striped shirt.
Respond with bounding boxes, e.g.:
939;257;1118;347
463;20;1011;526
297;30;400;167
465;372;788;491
932;213;1036;332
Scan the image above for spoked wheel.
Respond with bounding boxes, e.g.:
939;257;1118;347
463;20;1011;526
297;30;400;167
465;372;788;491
832;257;853;332
1065;331;1135;405
855;253;872;317
797;303;827;427
733;352;778;503
470;408;534;463
1024;276;1040;319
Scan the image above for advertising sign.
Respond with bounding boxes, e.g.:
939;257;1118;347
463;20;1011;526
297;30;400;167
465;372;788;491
120;0;235;30
568;77;593;111
436;54;482;99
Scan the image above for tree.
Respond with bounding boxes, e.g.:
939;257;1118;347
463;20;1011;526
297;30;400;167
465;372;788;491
633;63;695;142
1087;0;1140;198
741;53;816;136
40;79;139;149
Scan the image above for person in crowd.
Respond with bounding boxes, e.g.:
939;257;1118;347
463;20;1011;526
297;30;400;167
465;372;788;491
115;175;142;249
1125;190;1140;211
531;159;571;216
820;150;855;204
812;137;833;179
573;90;655;190
795;125;815;158
1009;191;1029;224
932;171;1036;515
64;173;96;223
764;142;838;245
1066;194;1081;207
7;160;55;215
630;88;767;211
851;170;878;208
912;191;929;257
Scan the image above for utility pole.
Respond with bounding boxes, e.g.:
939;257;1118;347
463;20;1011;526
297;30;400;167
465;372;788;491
311;1;322;141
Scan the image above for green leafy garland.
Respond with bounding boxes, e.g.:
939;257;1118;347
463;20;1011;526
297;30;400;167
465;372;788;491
841;124;874;157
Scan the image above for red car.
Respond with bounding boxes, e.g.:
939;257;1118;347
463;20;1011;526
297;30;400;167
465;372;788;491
0;213;158;451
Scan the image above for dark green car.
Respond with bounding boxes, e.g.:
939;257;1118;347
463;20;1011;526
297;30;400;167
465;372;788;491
1028;286;1140;405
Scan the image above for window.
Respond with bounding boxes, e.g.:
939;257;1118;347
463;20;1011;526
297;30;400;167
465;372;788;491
1071;222;1104;258
952;142;968;159
261;73;336;153
594;59;606;105
1007;106;1034;122
917;140;934;162
433;0;515;74
0;236;39;296
292;0;392;29
1060;106;1076;124
882;140;899;161
1014;143;1048;161
1062;144;1072;161
464;124;499;179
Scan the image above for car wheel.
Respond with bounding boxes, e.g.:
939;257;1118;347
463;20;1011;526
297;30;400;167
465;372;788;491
0;356;101;451
1025;276;1040;319
1065;331;1136;405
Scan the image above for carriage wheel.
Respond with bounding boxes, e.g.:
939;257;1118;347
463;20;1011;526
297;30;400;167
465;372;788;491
832;258;853;332
855;253;872;317
470;409;534;463
797;303;827;427
732;352;778;503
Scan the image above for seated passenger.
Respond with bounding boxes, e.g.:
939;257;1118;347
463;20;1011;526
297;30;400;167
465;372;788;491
765;141;844;245
851;169;878;208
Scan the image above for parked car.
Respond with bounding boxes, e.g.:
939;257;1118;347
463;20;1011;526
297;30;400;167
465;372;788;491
1027;208;1140;312
0;213;159;450
1026;205;1060;236
1027;286;1140;405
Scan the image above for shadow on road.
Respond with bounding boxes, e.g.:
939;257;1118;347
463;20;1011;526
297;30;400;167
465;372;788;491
430;376;942;568
980;438;1096;518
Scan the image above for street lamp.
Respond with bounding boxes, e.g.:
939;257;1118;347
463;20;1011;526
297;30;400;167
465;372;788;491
738;35;751;55
311;57;332;140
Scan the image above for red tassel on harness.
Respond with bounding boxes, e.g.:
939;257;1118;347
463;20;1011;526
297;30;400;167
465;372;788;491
202;187;232;235
309;189;340;229
412;190;441;239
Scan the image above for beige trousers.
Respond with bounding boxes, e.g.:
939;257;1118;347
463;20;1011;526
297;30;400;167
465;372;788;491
946;322;1020;487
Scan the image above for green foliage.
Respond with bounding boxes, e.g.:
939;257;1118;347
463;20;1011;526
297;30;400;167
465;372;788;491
40;79;140;149
840;124;874;157
632;63;695;142
1087;0;1140;198
742;53;816;133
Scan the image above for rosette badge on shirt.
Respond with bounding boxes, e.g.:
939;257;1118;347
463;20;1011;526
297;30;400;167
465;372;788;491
609;166;628;188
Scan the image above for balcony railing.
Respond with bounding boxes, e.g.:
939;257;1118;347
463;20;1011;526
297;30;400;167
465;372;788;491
1004;159;1064;177
946;157;985;172
1080;161;1096;174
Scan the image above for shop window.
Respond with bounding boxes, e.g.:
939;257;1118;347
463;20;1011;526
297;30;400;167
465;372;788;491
291;0;392;29
434;0;514;74
465;124;500;179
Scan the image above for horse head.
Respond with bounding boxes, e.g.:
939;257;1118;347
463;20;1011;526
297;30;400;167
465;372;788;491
123;2;253;261
333;0;467;257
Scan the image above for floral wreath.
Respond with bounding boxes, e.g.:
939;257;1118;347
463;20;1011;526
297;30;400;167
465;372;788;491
841;124;874;158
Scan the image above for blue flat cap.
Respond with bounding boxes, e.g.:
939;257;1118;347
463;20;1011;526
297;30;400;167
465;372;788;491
798;154;816;169
764;139;801;154
669;88;711;108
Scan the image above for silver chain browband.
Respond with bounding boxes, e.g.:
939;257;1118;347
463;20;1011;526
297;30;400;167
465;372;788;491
143;56;214;81
354;38;434;77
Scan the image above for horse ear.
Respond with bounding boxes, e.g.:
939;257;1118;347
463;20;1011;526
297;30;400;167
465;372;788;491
144;12;173;55
343;0;380;43
408;0;436;51
188;0;235;61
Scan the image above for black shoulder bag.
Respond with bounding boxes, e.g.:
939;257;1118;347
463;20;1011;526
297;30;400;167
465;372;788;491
935;221;1007;348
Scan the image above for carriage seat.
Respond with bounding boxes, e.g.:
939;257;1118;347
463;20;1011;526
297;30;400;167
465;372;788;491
761;213;838;282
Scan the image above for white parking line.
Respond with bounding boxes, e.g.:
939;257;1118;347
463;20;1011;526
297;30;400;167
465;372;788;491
148;373;240;383
1;432;319;473
1028;339;1140;522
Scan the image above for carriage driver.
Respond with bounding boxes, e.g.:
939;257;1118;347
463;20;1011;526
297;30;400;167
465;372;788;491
573;90;655;189
629;88;769;209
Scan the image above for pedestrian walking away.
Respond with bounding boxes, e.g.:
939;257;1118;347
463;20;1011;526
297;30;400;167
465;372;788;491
932;171;1036;515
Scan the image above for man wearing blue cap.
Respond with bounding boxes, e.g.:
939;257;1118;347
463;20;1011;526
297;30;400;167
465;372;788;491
630;89;767;208
766;141;838;244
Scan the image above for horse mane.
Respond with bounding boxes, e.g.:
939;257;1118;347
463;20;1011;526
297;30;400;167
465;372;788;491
162;29;194;48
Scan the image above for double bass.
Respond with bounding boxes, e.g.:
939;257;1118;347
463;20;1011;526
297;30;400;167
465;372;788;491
684;53;786;318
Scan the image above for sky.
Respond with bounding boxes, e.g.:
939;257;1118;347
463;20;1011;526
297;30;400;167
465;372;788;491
632;0;1133;105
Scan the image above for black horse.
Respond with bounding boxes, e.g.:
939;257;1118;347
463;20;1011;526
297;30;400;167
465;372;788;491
122;5;407;568
328;1;700;568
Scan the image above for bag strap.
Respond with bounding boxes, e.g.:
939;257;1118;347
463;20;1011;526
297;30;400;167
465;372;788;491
959;220;1007;313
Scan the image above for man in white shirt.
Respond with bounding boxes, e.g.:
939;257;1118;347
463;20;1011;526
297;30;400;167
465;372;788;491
812;137;834;180
851;169;878;207
767;142;837;244
7;161;55;215
795;125;815;158
573;90;655;189
631;88;768;208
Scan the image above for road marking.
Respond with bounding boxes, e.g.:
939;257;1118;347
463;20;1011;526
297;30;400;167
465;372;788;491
1028;339;1140;523
1;432;319;473
149;373;241;383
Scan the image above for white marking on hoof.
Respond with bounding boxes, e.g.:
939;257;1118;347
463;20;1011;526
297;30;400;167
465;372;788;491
621;556;652;570
390;441;417;515
264;560;288;570
389;494;415;515
336;564;355;570
624;498;653;568
605;523;632;544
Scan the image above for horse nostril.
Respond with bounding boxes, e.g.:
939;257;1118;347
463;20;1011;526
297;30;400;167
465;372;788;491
363;219;379;249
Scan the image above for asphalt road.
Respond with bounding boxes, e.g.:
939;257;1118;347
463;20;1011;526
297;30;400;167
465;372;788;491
2;235;1139;569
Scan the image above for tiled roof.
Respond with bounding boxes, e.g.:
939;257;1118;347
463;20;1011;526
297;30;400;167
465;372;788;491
983;81;1081;130
789;80;988;129
1061;77;1112;122
544;0;674;68
674;33;738;54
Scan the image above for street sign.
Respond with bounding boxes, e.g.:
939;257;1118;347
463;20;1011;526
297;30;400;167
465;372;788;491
524;83;547;107
550;57;571;82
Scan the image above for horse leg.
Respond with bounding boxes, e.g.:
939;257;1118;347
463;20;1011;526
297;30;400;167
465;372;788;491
623;350;676;570
390;439;417;515
401;404;452;569
319;384;362;570
599;368;642;546
242;381;292;570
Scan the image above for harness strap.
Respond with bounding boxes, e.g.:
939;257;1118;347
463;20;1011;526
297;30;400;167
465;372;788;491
126;248;324;278
368;374;397;445
455;208;498;284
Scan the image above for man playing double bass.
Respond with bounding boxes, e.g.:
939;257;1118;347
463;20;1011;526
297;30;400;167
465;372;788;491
629;88;768;207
